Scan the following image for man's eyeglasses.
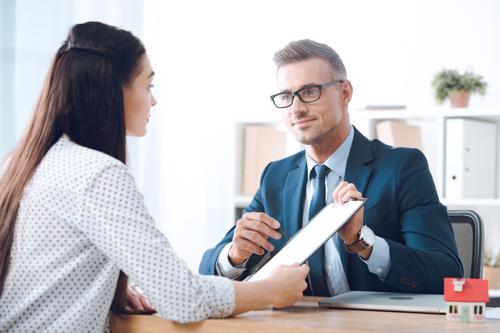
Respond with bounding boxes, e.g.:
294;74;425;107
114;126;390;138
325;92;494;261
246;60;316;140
270;80;344;109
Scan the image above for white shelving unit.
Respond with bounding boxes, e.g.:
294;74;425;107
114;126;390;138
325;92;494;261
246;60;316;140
350;107;500;256
350;107;500;201
233;107;500;254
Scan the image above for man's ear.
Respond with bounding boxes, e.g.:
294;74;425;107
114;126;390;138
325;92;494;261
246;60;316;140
342;80;353;105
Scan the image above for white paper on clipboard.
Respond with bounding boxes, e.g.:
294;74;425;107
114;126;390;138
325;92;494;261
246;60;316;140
247;199;366;282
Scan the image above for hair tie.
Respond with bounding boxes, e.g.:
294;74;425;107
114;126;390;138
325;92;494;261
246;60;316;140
61;40;118;59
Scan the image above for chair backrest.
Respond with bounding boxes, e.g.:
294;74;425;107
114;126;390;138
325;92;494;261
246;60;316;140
448;210;483;279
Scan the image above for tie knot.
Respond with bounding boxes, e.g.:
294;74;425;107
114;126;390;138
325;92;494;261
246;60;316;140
312;164;330;181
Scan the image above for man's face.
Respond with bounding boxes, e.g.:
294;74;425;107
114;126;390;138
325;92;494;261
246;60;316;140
276;58;351;145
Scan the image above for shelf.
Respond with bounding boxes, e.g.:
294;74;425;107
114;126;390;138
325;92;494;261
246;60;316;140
351;108;500;120
441;198;500;207
438;108;500;118
351;110;436;119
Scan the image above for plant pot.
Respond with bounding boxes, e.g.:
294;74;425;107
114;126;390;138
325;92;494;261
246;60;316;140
448;91;470;108
483;266;500;289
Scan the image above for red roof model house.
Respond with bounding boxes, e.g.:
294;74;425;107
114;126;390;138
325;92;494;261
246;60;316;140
444;278;489;323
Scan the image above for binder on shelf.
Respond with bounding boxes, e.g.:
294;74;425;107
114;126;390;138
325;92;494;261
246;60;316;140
242;125;287;196
445;118;497;199
375;120;423;151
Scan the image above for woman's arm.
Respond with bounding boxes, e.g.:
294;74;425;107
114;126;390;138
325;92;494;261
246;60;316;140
78;163;308;323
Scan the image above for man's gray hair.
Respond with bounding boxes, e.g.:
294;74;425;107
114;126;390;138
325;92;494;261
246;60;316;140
273;39;347;79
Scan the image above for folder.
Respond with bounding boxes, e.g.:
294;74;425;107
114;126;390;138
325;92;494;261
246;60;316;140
445;118;497;199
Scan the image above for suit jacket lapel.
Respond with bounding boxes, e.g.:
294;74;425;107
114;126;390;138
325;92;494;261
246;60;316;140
283;156;308;237
342;128;374;278
344;127;374;195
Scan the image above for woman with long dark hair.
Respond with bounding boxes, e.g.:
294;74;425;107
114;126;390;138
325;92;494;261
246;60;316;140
0;22;309;332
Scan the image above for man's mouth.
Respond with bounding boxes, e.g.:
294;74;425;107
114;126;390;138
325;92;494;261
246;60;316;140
293;117;315;127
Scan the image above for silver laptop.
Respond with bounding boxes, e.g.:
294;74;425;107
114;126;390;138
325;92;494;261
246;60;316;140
319;291;447;314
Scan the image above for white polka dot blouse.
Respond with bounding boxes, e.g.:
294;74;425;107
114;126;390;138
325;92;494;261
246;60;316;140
0;135;235;332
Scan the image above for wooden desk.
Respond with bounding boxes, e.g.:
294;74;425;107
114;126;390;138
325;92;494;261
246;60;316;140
110;298;500;333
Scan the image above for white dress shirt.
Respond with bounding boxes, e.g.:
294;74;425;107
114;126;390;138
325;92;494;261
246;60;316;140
0;136;234;333
217;126;391;294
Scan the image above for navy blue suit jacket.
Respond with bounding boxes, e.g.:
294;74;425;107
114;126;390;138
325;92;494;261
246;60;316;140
199;128;463;293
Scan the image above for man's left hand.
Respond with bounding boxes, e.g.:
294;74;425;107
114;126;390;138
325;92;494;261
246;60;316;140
333;181;373;260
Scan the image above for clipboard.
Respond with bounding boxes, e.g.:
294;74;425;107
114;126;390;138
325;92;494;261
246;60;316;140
246;198;367;282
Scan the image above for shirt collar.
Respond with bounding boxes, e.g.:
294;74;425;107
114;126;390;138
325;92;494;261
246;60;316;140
305;125;354;179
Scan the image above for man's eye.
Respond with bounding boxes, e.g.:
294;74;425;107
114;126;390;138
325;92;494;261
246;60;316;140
302;87;319;97
279;94;292;102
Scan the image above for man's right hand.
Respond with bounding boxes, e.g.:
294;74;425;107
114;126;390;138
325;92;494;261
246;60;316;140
228;212;282;265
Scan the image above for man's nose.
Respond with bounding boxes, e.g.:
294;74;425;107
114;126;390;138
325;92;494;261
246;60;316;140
289;95;307;115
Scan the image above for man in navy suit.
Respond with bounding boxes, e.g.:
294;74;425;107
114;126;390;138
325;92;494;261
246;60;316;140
199;39;462;296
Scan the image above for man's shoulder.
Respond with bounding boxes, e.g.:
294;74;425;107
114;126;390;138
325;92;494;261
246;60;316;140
268;149;305;169
257;150;305;185
369;138;426;164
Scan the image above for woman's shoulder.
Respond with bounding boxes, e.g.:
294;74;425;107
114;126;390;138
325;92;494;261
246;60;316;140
54;135;125;167
39;135;130;189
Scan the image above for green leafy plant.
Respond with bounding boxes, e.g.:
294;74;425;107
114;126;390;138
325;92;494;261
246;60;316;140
431;68;487;104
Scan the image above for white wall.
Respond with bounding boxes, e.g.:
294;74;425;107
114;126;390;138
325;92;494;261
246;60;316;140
2;0;499;271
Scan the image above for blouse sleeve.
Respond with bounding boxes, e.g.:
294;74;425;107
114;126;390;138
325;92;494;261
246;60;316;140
78;163;235;323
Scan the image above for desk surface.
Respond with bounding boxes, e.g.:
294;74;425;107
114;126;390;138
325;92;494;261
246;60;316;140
110;298;500;333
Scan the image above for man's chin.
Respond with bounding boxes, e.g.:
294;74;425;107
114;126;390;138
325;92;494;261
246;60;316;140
294;133;320;146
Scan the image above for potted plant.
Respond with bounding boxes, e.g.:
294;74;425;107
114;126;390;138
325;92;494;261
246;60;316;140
431;69;487;107
483;249;500;289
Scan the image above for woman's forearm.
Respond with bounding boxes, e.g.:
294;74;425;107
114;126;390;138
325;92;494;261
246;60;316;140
231;280;273;315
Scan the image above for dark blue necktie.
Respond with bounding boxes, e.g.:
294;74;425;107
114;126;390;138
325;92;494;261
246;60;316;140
306;164;330;296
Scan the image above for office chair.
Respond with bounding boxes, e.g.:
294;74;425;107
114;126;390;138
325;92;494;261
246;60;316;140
448;209;483;279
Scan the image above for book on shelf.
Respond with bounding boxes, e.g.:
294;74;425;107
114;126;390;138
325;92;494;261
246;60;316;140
375;120;423;151
242;125;287;197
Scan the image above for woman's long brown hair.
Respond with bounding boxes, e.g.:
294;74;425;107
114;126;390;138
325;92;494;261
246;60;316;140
0;21;145;314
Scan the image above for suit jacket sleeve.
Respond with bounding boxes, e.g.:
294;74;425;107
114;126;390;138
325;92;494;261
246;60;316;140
198;163;271;276
383;149;463;293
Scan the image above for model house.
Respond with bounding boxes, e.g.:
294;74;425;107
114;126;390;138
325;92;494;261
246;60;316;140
444;278;489;322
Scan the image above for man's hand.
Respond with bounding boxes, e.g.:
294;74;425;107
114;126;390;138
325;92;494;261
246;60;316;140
333;181;372;259
228;212;282;265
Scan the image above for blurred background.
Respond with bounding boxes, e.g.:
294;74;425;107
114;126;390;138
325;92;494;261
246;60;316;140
1;0;499;272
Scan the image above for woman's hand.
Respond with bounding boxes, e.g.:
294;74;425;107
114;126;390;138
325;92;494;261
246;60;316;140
232;263;309;315
123;285;156;314
265;263;310;308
